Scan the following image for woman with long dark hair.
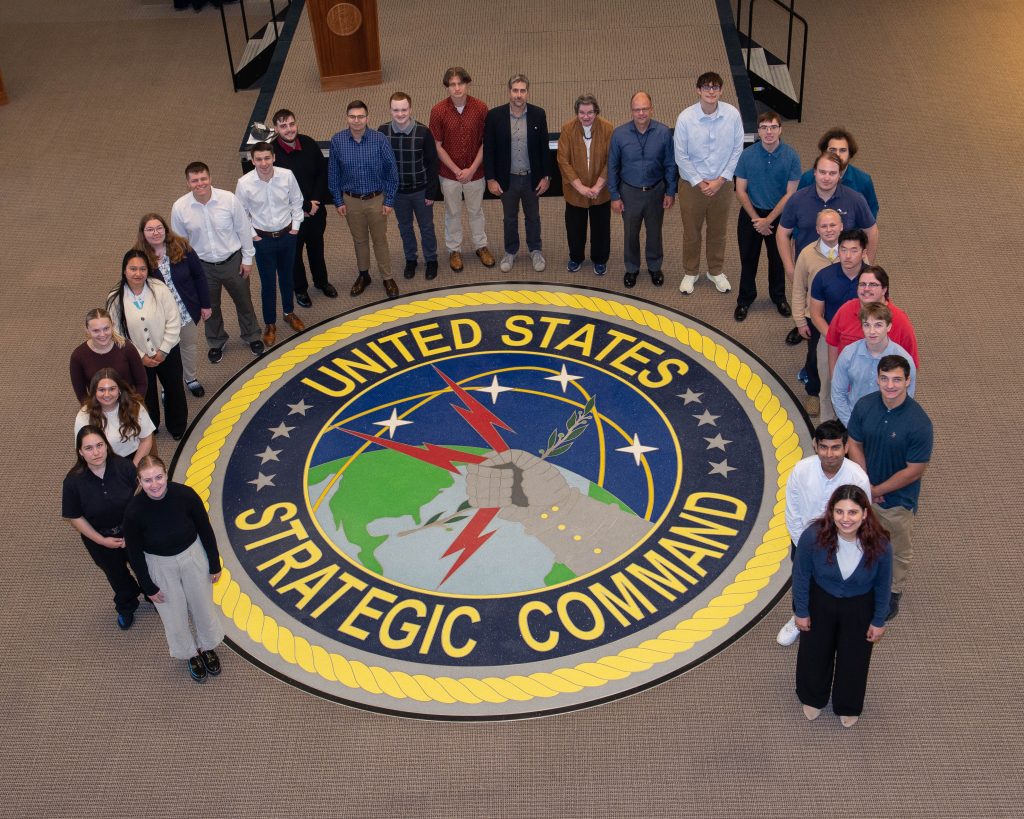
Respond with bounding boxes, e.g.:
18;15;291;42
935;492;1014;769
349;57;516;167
106;249;188;439
74;368;154;465
793;484;892;727
61;425;143;629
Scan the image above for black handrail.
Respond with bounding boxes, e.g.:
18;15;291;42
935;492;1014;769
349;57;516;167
736;0;808;120
217;0;292;93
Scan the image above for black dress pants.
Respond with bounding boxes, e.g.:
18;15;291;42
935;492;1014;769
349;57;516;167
737;206;786;307
144;345;187;437
292;206;330;293
565;201;611;265
83;536;142;615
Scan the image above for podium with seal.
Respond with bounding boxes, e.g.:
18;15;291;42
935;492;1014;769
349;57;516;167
307;0;382;91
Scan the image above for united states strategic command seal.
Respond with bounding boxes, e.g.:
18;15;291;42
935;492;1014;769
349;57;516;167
174;285;811;719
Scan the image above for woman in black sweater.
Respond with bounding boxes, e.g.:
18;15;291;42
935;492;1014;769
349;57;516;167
123;455;224;682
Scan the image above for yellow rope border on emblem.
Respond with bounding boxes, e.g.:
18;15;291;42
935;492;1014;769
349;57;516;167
186;289;802;707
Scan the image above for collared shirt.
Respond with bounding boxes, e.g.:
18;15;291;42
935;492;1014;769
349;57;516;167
429;95;488;181
832;337;918;424
779;183;875;254
810;261;864;322
826;298;920;366
818;239;838;260
235;166;304;233
61;455;139;532
327;128;399;207
607;120;678;200
510;107;530;174
171;187;256;264
734;139;802;209
799;163;879;217
673;100;744;186
785;455;871;544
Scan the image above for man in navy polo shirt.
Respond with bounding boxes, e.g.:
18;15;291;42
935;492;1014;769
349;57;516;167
732;109;801;321
776;152;877;280
806;228;868;418
847;354;933;621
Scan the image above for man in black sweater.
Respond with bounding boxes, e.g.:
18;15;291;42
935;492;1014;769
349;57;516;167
272;108;338;307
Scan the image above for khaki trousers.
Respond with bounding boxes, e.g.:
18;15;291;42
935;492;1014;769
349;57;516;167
873;504;916;594
440;177;487;252
179;321;199;383
679;181;732;277
147;540;224;659
345;194;392;277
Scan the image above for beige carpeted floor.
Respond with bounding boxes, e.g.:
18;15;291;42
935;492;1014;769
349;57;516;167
0;0;1021;816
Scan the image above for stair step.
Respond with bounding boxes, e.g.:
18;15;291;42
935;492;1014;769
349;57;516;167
768;63;798;100
238;23;278;70
742;47;770;79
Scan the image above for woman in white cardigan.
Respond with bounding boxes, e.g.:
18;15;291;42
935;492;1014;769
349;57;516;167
107;249;188;440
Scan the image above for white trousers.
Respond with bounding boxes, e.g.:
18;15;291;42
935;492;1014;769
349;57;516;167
440;177;487;252
146;540;224;660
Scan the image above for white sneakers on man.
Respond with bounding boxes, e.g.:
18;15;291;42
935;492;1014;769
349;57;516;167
706;271;732;292
777;615;800;646
531;250;546;272
679;274;699;294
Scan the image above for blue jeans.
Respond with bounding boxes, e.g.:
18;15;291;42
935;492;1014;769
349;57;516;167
253;232;297;324
393;189;438;263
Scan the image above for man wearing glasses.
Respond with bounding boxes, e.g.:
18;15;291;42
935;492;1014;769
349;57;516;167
673;72;744;296
732;110;801;321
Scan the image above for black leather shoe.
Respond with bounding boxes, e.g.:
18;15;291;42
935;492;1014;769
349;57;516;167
249;340;265;356
650;270;665;286
623;270;638;288
785;327;802;346
117;611;134;630
775;299;792;317
886;592;902;622
317;283;339;298
734;305;749;321
200;649;222;676
188;655;207;682
425;261;438;280
384;279;400;299
350;274;371;297
295;290;313;308
403;260;417;279
207;347;224;364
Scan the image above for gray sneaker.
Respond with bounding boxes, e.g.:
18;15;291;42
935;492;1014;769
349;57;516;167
499;253;515;273
531;250;546;272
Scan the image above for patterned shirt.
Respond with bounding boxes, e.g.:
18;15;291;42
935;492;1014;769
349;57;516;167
327;128;399;207
157;255;193;327
429;96;487;182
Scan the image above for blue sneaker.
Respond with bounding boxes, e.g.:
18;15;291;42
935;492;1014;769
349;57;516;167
594;263;607;276
567;259;582;273
797;368;809;384
117;611;134;630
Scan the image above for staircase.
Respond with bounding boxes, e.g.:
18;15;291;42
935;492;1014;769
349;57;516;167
219;0;292;91
736;0;807;121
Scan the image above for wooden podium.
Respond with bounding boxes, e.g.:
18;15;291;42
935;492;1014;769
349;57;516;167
307;0;382;91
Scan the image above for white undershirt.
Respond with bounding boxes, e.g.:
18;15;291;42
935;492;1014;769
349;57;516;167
836;536;863;580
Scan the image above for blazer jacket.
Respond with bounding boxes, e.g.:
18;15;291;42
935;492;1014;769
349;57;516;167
556;115;614;208
483;103;553;191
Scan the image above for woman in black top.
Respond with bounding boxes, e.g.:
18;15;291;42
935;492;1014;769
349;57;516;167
61;425;143;629
123;455;225;682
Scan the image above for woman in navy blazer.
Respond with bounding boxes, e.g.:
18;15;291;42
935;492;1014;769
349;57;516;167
136;213;212;397
793;484;892;727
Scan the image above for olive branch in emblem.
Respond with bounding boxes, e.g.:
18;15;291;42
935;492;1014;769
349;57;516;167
539;395;596;460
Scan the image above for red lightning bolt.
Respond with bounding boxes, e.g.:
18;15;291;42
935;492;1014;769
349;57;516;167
439;507;499;585
432;366;513;453
334;426;486;471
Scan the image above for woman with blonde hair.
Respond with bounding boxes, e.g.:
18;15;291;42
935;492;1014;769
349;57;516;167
69;307;148;403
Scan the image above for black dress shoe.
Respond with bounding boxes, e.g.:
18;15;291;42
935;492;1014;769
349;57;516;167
785;327;802;346
425;261;438;280
117;611;135;630
384;278;400;299
200;649;222;676
207;347;224;364
249;340;265;356
188;655;207;682
775;299;792;317
623;270;638;288
317;283;339;298
886;592;902;622
650;270;665;286
734;305;749;321
295;290;313;308
350;274;371;297
403;260;417;279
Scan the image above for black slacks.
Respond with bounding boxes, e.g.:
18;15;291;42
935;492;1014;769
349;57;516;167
144;344;187;437
737;206;786;307
83;536;142;614
565;201;611;265
292;205;330;293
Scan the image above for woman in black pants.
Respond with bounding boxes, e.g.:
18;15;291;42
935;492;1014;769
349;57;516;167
61;425;143;629
793;484;892;728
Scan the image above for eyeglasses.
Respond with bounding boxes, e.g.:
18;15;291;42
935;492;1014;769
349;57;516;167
858;282;883;289
758;124;780;131
700;85;722;92
143;226;164;233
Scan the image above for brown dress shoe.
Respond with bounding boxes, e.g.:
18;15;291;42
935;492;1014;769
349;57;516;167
449;251;463;272
262;324;277;347
476;247;496;268
383;279;400;300
284;312;305;332
350;274;371;297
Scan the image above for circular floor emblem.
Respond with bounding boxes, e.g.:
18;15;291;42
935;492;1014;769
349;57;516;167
175;285;809;719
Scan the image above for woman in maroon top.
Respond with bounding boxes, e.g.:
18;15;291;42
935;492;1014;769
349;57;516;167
69;307;148;403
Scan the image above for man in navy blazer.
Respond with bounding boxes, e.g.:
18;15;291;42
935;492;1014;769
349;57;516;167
484;74;553;274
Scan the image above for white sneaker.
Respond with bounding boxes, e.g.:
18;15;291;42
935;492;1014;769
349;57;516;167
777;615;800;646
706;271;732;292
499;253;515;273
531;250;546;272
679;274;699;294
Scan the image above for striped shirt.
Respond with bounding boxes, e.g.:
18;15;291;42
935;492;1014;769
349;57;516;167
327;128;399;207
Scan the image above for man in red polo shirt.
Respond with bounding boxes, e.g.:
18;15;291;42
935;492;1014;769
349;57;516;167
429;66;496;273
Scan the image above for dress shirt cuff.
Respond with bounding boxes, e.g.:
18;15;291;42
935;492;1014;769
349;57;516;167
241;250;255;264
290;219;302;231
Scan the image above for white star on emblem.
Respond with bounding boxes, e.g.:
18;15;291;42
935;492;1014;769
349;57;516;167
256;446;281;464
476;375;514;404
249;472;276;490
616;433;658;466
269;422;295;439
704;434;732;451
708;459;736;477
693;409;720;427
288;400;313;416
678;389;703;405
545;364;582;393
373;408;413;438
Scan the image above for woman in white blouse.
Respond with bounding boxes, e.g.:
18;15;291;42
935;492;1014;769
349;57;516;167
106;250;188;440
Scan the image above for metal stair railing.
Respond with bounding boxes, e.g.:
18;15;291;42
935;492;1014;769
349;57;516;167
218;0;287;92
736;0;808;120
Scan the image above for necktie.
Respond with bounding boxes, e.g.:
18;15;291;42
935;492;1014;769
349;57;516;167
827;248;837;261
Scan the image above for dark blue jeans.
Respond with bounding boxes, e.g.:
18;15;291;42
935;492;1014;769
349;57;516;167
254;232;297;324
393;189;438;263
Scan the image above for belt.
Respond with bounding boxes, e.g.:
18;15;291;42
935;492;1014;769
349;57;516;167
624;181;664;192
511;170;530;176
206;250;241;265
343;191;382;200
255;226;291;238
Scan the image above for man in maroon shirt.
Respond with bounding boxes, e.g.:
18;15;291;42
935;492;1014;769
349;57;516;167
429;66;496;272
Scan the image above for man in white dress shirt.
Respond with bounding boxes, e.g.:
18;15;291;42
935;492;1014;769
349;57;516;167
171;161;265;362
235;141;306;348
776;419;872;645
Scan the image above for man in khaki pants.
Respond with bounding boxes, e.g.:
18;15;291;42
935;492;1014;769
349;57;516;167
328;100;401;299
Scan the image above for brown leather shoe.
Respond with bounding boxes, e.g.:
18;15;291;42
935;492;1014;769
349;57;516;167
383;279;400;300
449;251;463;272
284;312;305;332
476;247;496;268
262;324;277;347
350;274;371;297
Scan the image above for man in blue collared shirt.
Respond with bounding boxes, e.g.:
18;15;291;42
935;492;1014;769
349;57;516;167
607;91;677;289
674;72;744;296
328;100;401;299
